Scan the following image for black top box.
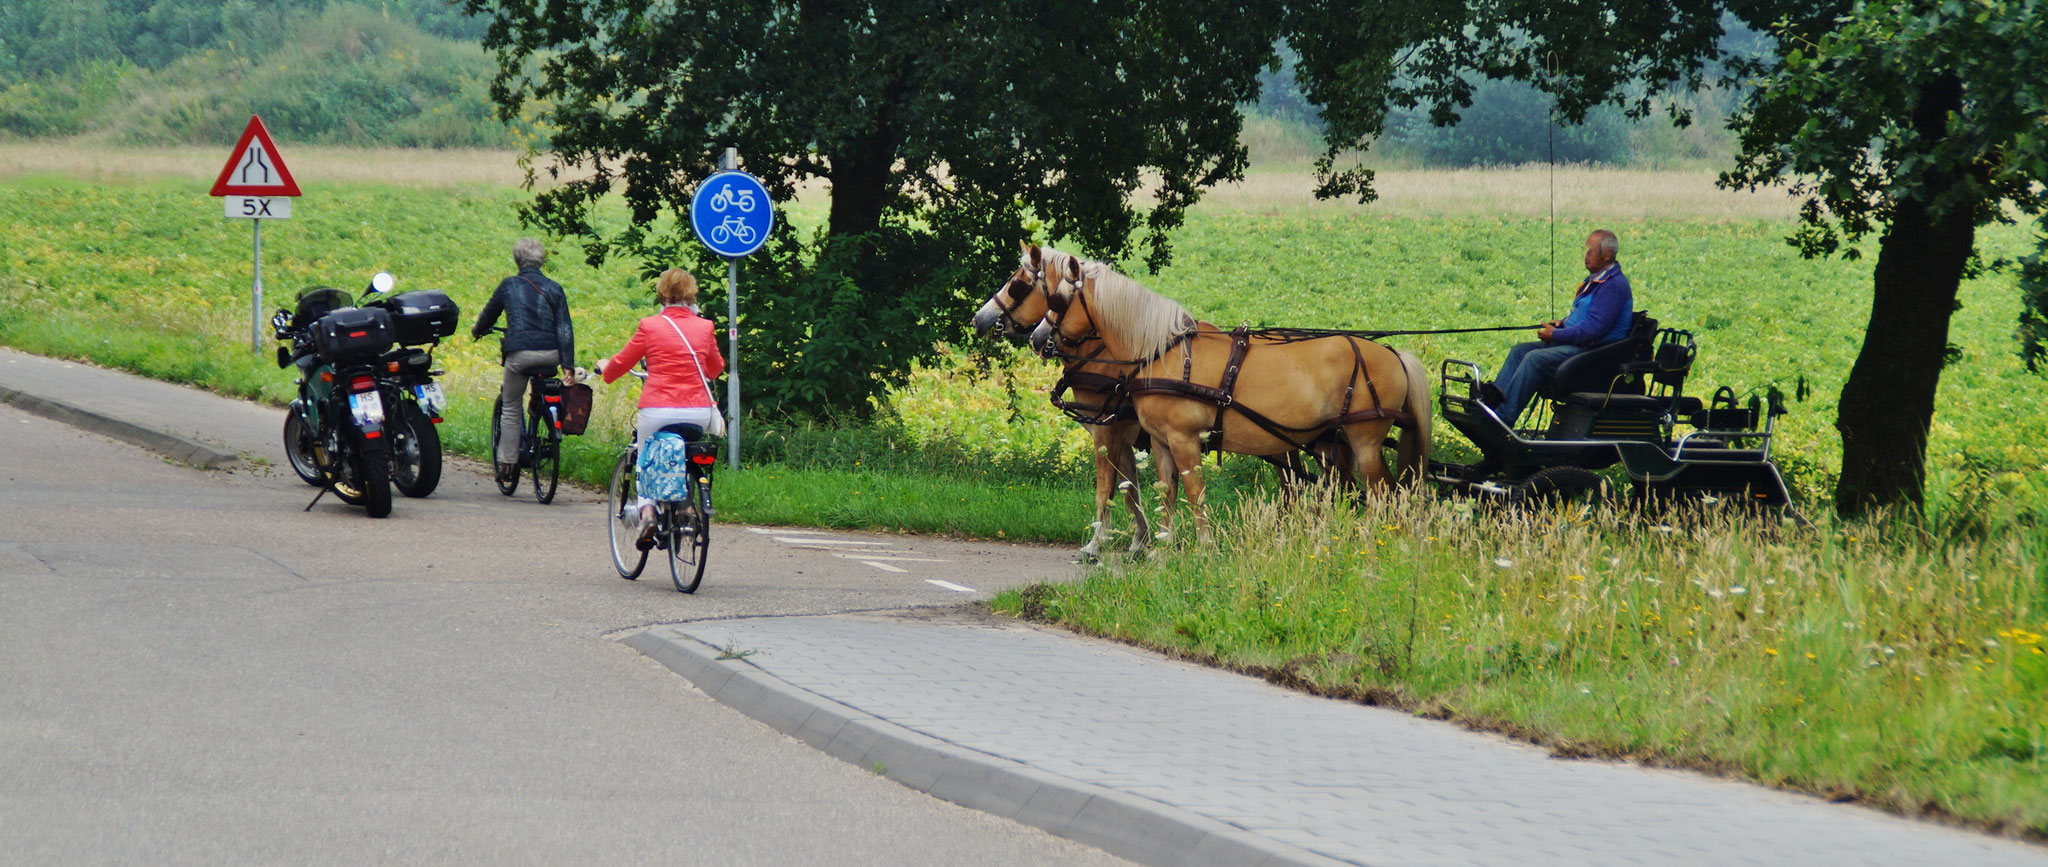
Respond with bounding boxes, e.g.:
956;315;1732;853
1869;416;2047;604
376;289;460;345
312;307;395;364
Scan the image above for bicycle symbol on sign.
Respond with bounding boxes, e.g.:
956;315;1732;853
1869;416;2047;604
708;215;757;246
709;184;757;213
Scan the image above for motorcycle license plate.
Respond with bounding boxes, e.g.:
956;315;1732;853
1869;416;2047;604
414;383;445;417
348;390;385;426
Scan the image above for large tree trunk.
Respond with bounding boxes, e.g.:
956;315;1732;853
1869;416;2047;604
826;131;893;242
1833;74;1976;518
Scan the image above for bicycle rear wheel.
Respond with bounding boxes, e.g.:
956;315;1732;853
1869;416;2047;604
491;396;519;496
533;421;560;505
667;478;710;594
607;450;647;579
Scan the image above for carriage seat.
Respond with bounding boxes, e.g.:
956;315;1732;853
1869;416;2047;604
1559;392;1704;416
1541;311;1657;400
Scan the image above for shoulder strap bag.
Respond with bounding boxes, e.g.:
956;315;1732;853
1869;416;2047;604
661;313;727;437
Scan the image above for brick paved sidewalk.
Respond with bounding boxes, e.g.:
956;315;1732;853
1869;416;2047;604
640;611;2048;867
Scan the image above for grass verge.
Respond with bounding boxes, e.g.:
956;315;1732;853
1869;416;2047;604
991;488;2048;838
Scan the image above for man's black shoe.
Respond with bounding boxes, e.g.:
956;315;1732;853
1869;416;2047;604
1479;381;1506;408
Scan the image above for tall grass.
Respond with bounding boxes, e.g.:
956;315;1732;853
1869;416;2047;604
995;488;2048;835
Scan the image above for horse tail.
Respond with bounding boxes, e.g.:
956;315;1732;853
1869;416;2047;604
1393;348;1432;486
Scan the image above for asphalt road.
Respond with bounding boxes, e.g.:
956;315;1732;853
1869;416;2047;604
0;400;1121;866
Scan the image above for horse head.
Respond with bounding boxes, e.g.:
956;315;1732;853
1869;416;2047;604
972;266;1047;337
1030;256;1095;357
976;242;1080;338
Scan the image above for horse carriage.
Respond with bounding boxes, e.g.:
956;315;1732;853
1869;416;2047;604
974;245;1803;555
1426;311;1802;522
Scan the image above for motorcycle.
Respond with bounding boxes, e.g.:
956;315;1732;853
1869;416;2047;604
362;281;459;498
274;272;402;518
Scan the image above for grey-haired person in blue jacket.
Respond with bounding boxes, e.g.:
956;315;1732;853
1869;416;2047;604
1483;229;1634;425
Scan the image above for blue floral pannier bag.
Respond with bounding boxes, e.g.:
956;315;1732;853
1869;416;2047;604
638;432;692;502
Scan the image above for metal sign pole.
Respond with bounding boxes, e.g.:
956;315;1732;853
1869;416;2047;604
252;219;264;353
726;256;741;470
718;146;742;470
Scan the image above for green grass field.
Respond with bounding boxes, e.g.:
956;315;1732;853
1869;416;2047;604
1;168;2043;533
4;155;2045;835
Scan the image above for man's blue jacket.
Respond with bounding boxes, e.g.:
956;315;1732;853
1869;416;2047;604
1549;264;1633;346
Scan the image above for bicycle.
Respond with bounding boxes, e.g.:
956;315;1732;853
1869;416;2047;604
607;419;715;593
490;365;566;505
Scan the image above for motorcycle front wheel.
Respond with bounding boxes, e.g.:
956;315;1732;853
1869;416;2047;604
282;409;323;487
391;403;442;498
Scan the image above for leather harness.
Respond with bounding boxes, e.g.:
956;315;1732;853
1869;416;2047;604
1121;326;1413;453
1017;264;1415;455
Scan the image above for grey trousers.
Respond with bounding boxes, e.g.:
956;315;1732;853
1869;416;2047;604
497;349;561;465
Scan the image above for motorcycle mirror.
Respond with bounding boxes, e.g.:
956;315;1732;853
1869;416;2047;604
275;346;292;369
369;272;395;294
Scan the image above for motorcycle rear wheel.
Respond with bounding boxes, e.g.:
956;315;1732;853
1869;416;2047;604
330;432;393;518
357;432;393;518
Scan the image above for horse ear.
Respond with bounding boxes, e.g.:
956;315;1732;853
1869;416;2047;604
1065;258;1083;281
1026;244;1041;268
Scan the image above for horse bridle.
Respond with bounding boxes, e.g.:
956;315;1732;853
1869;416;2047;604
983;267;1047;336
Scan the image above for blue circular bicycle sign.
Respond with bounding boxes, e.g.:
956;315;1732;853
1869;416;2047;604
690;170;774;258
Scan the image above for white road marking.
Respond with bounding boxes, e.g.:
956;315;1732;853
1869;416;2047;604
926;579;975;593
829;553;949;563
862;561;908;573
776;538;895;547
749;528;834;535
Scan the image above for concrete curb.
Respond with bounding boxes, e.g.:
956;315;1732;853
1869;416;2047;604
0;384;241;469
624;626;1351;867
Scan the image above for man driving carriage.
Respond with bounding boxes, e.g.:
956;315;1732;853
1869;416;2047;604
1482;229;1634;425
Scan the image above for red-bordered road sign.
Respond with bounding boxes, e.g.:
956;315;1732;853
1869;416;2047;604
209;115;301;197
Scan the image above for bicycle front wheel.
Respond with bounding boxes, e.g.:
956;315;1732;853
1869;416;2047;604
491;396;518;497
608;450;647;580
667;480;710;594
533;422;560;505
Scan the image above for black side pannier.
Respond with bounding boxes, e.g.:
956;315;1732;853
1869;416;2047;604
379;289;460;345
312;307;395;364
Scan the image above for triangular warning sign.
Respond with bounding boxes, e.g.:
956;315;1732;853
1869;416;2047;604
210;115;301;197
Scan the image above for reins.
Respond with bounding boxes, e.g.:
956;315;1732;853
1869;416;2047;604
1040;276;1509;453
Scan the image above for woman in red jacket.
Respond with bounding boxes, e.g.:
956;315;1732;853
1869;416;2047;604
593;268;726;528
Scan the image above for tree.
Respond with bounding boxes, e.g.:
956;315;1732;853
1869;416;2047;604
1286;0;2048;516
462;0;1283;417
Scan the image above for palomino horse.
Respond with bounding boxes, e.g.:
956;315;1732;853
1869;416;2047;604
974;244;1151;560
974;244;1327;559
1032;257;1431;542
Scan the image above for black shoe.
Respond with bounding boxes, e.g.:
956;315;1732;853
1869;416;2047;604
495;463;518;483
1479;381;1506;408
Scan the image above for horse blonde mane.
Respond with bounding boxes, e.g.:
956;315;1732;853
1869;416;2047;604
1082;262;1196;360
